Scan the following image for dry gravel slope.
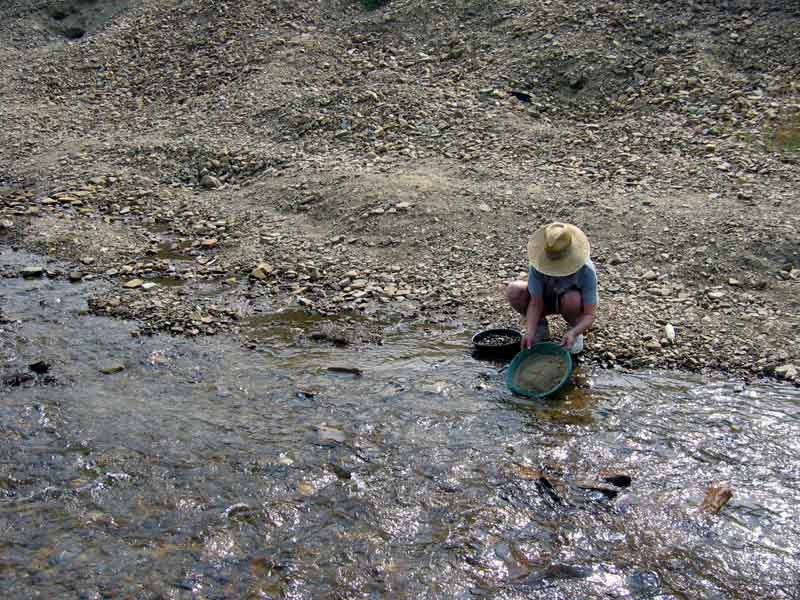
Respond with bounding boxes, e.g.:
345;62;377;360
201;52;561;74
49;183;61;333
1;0;799;381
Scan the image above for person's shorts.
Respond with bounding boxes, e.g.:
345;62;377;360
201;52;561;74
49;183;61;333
541;288;582;315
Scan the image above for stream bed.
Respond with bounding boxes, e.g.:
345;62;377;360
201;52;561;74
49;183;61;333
1;248;799;599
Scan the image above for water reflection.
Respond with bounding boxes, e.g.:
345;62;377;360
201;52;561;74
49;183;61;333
1;248;799;599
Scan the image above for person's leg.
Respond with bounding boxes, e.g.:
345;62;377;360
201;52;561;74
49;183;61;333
559;289;584;353
559;290;582;325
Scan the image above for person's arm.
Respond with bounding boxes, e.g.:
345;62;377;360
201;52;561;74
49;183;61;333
522;267;546;348
561;304;596;348
522;295;544;349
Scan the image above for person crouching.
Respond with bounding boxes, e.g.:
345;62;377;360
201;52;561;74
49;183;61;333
504;222;598;354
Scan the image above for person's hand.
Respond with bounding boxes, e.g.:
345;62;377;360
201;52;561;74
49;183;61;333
561;330;577;350
521;333;534;349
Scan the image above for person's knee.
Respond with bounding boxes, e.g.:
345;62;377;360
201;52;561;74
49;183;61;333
560;290;582;318
505;281;529;311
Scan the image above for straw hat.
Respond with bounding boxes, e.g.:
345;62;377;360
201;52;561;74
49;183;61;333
527;222;590;277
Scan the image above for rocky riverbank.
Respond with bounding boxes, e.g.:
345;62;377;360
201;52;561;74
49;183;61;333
1;0;798;383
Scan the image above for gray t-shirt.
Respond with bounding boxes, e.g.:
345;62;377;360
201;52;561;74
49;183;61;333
527;259;598;305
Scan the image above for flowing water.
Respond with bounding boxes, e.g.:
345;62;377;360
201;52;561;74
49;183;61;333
1;248;799;599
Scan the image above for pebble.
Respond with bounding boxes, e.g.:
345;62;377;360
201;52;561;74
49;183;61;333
99;362;126;374
200;174;221;189
642;270;658;281
123;279;144;288
68;271;83;282
708;290;726;300
251;263;274;280
664;324;676;343
645;339;662;351
775;364;797;380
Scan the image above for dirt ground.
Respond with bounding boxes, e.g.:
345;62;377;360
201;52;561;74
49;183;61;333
1;0;798;382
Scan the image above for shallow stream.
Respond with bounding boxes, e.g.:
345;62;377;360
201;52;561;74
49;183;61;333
1;248;798;599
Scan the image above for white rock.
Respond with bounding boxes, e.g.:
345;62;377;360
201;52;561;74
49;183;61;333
664;323;676;342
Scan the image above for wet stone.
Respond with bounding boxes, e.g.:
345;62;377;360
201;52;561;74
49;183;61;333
701;482;733;514
99;362;126;375
327;366;363;377
28;359;51;374
21;265;45;278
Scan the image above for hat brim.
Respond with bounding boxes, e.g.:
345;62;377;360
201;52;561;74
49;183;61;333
527;224;590;277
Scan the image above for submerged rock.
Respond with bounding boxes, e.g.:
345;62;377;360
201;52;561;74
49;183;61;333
99;362;126;375
701;482;733;515
28;359;51;375
326;366;363;377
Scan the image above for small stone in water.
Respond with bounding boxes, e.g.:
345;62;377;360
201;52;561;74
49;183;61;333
701;482;733;514
327;366;363;377
28;359;51;374
21;266;44;278
99;362;126;375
